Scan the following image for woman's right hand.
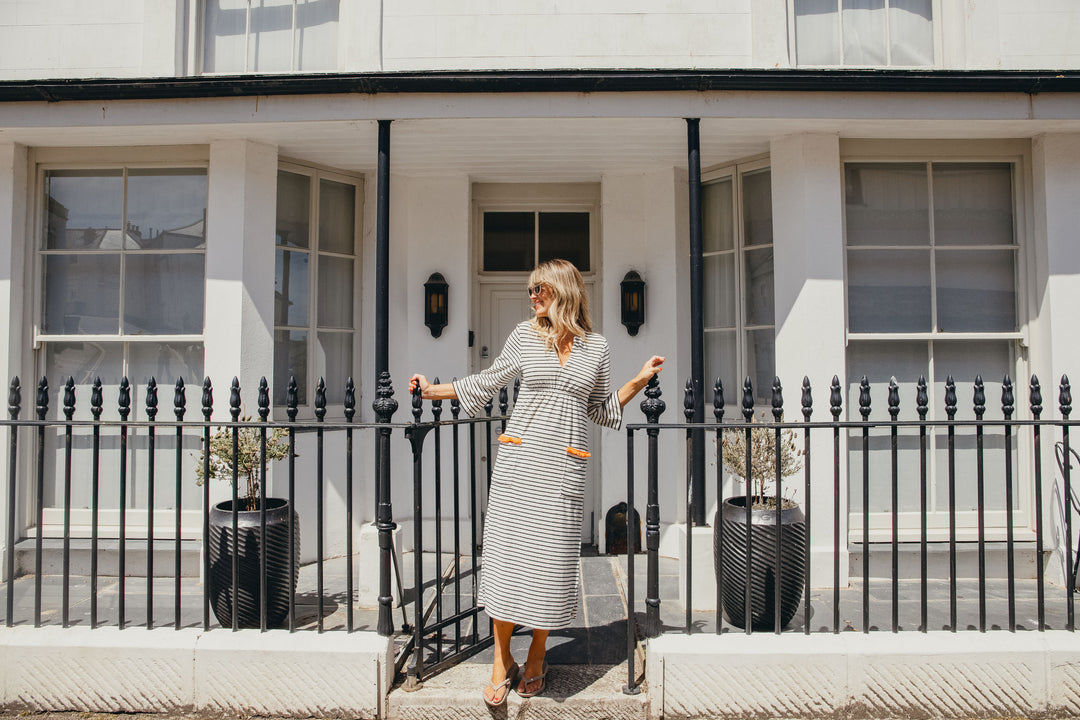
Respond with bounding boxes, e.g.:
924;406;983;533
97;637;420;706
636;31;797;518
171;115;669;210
409;374;429;398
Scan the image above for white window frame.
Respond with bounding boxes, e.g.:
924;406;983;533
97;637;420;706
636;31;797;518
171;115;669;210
472;183;600;281
33;157;209;366
30;148;211;540
787;0;943;68
702;156;775;407
840;139;1035;543
195;0;341;75
273;161;363;420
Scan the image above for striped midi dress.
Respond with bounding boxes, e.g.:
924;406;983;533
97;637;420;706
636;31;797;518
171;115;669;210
453;321;622;629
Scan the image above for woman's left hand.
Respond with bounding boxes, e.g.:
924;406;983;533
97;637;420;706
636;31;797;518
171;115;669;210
636;355;665;383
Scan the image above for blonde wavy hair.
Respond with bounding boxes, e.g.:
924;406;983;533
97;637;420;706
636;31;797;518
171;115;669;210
528;258;592;349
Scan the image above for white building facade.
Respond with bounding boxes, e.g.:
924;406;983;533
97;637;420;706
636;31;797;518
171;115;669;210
1;0;1079;589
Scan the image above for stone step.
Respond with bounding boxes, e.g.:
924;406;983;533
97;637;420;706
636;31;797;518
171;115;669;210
14;538;202;577
387;662;648;720
849;540;1042;580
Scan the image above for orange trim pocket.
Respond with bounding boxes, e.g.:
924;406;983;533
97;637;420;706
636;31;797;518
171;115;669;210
566;446;591;459
498;434;522;445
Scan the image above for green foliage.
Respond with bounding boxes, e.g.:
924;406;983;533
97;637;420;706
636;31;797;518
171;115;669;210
195;416;291;511
721;413;803;507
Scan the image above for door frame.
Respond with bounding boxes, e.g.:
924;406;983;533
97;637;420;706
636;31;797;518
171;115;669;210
470;182;603;545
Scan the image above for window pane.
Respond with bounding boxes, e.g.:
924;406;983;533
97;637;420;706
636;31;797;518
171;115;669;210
275;249;309;326
795;0;840;65
847;249;931;332
295;0;340;71
935;249;1016;332
538;212;589;271
274;330;308;406
317;255;353;328
843;0;887;65
202;0;248;73
704;253;736;329
249;0;294;72
705;329;738;411
845;163;929;246
703;178;734;253
45;341;125;389
483;212;534;271
44;170;123;249
124;254;205;334
127;170;208;250
742;169;772;247
128;342;204;389
932;163;1013;247
890;0;933;66
846;341;928;512
43;255;121;334
277;171;311;248
744;248;774;327
319;178;355;255
933;342;1014;513
316;331;352;405
745;328;775;406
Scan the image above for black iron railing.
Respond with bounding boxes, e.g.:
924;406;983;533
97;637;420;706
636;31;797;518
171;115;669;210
624;371;1078;691
4;368;1079;697
1;372;506;667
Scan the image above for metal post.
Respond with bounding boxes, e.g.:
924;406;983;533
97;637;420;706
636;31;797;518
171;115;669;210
641;375;665;637
374;118;392;522
374;372;398;636
686;118;706;527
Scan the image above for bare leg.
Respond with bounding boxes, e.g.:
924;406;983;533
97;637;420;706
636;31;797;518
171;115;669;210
485;619;517;704
518;628;549;694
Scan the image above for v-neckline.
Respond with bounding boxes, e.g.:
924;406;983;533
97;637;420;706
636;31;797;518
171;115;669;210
555;336;575;368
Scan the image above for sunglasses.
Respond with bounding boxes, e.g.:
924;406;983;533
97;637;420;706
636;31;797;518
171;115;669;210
527;284;546;297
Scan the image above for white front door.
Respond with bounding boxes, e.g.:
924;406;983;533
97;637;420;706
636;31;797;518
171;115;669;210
475;280;600;545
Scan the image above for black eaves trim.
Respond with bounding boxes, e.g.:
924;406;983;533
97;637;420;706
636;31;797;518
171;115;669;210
2;68;1080;103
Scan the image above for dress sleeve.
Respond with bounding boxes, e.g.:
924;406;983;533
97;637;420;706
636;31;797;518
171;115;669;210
587;338;623;430
452;324;523;417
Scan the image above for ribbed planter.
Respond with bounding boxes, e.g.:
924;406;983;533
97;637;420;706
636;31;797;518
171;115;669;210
208;497;300;629
715;496;805;631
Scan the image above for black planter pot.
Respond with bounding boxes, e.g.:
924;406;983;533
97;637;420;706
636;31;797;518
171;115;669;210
715;495;805;631
208;497;300;629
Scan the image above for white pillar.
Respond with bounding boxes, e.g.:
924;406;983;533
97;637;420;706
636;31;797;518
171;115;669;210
203;140;278;420
0;143;28;578
1031;133;1080;587
770;133;849;586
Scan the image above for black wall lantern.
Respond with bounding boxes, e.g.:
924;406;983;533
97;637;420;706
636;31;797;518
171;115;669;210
620;270;646;336
424;272;449;338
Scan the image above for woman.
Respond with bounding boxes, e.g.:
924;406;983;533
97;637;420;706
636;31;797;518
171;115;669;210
409;258;664;706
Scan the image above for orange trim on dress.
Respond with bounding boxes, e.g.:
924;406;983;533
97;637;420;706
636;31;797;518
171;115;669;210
498;434;522;444
566;446;591;459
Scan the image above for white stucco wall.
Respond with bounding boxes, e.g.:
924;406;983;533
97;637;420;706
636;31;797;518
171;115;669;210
599;168;692;554
770;132;849;582
7;0;1080;79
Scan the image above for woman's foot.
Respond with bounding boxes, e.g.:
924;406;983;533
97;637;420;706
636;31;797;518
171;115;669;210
484;661;518;707
517;659;548;697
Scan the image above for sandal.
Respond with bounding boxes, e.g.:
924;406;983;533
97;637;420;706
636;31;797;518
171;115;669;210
483;662;518;708
517;660;548;698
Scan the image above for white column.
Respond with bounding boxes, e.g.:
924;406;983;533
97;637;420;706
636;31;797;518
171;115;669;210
0;143;28;579
770;133;849;585
1031;133;1080;587
203;140;278;420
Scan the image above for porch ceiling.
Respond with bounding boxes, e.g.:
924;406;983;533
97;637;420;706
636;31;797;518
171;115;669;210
5;113;1079;180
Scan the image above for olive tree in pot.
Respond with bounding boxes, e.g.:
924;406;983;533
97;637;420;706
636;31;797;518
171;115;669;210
197;379;298;629
716;405;805;631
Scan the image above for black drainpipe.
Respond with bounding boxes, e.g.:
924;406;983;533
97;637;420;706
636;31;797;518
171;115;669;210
687;118;706;527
